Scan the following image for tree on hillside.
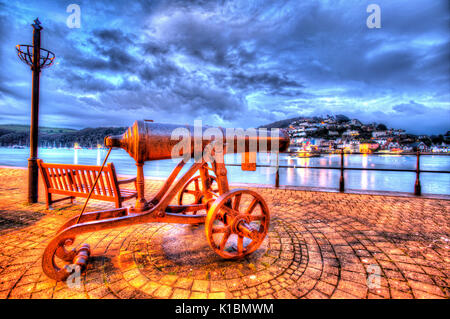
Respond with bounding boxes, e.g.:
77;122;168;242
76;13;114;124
335;114;350;123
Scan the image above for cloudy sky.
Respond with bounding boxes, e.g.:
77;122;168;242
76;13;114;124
0;0;448;134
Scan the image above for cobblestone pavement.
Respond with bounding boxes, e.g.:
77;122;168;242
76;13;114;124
0;167;449;299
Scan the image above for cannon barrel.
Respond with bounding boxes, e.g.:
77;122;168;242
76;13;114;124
105;121;289;163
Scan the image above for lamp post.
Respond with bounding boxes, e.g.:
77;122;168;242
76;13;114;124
16;18;55;203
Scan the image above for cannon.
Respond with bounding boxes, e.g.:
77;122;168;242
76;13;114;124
42;121;289;281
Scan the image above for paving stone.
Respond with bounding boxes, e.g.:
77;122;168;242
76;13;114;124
190;292;207;299
153;285;173;298
171;288;190;299
192;279;209;292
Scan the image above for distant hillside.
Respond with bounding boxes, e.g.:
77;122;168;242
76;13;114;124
0;125;127;148
258;117;305;129
0;124;76;134
259;114;351;129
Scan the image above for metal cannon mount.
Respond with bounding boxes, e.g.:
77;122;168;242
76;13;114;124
42;121;289;281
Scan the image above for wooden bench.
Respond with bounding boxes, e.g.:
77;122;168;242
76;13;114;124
37;160;137;209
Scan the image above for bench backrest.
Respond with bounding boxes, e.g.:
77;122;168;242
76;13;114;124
37;160;121;200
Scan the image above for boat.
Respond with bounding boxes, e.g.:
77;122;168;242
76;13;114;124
377;149;403;156
296;150;321;158
390;148;404;154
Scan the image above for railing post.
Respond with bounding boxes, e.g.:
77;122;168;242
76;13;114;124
414;150;421;196
275;152;280;188
339;149;345;192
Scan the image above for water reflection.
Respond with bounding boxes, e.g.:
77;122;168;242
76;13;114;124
318;168;327;187
362;154;368;168
0;147;448;195
96;148;101;166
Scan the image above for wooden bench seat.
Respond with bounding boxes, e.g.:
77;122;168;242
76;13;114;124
37;160;137;209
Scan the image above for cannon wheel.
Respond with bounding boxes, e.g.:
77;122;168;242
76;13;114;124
205;189;270;259
178;175;219;214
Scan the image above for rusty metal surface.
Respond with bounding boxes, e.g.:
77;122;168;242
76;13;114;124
42;121;290;281
105;120;290;162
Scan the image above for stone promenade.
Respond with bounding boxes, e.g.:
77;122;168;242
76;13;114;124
0;167;448;299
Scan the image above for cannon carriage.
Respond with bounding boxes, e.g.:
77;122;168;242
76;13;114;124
42;121;289;281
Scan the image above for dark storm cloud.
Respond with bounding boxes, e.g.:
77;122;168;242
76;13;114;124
57;70;117;92
0;82;29;100
0;12;7;45
141;40;170;56
227;72;303;90
0;0;448;134
138;59;182;82
62;36;139;73
92;29;136;46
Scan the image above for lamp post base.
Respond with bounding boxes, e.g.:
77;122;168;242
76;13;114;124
28;158;39;203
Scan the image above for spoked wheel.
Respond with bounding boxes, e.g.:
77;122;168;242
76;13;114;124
178;175;219;214
205;189;270;259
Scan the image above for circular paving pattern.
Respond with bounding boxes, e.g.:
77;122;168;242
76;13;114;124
95;218;308;299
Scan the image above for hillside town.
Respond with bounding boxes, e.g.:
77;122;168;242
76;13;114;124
283;115;450;154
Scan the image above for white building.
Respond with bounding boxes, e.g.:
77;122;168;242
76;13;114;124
343;130;359;137
372;131;388;138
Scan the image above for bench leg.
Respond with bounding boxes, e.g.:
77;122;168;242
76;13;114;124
115;198;122;209
46;193;52;210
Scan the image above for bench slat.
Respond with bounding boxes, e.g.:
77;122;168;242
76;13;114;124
63;168;72;191
52;167;63;190
45;167;54;189
40;163;108;171
85;170;94;194
105;170;114;197
99;171;107;196
63;168;73;191
80;169;89;193
69;169;79;192
92;171;101;195
74;169;84;192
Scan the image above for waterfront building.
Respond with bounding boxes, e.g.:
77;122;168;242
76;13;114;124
359;141;379;153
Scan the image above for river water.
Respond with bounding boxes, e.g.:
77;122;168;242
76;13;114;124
0;147;449;195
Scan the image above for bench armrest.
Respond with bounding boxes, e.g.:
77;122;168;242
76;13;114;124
117;177;137;185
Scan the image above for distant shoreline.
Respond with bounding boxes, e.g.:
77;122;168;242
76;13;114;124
1;146;449;156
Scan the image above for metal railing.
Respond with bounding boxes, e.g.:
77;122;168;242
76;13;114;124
225;151;450;196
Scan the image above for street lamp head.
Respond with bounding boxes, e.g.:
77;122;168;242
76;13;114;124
32;18;42;30
16;19;55;70
16;45;55;69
